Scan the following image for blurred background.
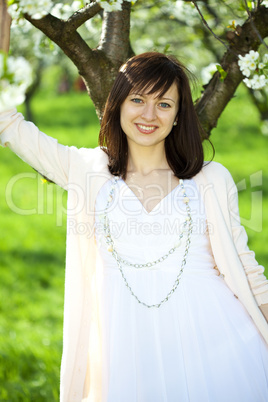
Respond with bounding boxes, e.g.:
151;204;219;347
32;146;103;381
0;0;268;400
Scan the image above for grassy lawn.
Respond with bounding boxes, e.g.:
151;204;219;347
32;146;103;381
0;92;100;401
0;86;267;400
210;85;268;268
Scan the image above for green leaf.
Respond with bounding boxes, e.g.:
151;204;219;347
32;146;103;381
7;0;17;6
216;64;227;81
163;44;171;54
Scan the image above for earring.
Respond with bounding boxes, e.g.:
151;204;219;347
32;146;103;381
173;121;177;126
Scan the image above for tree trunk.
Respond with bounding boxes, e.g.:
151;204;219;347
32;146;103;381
0;0;11;53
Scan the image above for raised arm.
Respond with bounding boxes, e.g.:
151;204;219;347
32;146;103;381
0;109;73;189
0;4;73;189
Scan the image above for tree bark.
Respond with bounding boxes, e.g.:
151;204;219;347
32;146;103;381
0;0;11;53
195;6;268;135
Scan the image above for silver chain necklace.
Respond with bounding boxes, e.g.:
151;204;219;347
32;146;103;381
102;176;193;308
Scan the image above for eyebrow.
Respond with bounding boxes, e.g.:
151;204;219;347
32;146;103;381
159;97;176;104
129;93;176;104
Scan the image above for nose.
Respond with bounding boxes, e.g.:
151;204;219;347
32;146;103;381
141;102;157;121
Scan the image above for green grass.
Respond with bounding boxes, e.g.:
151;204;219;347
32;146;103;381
210;85;268;267
0;87;267;400
0;92;100;401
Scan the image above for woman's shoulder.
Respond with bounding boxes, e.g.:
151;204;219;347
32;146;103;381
193;161;235;190
201;160;233;180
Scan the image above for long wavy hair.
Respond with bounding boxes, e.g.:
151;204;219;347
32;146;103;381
99;52;214;179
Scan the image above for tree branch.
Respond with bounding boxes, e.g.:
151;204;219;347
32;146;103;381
24;12;110;116
24;13;95;75
195;6;268;135
65;1;102;34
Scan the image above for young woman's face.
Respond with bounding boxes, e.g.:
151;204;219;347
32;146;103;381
120;81;179;150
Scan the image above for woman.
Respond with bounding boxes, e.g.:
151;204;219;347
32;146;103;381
1;52;268;402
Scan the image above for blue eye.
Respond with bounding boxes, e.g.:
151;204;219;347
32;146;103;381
159;102;171;108
131;98;143;104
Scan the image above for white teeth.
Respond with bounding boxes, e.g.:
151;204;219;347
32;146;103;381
137;125;156;131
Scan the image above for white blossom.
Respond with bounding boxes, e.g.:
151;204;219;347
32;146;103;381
9;0;53;20
0;55;33;111
51;2;84;19
243;78;252;88
0;84;26;111
262;0;268;7
246;50;259;61
171;1;200;26
243;75;267;90
238;57;252;77
242;67;251;77
238;56;253;72
51;4;72;19
201;63;217;85
10;0;137;21
98;0;137;12
251;74;267;89
239;50;268;90
72;1;84;10
7;56;33;87
50;4;62;19
243;75;268;90
7;3;21;20
263;54;268;63
98;0;123;12
248;61;257;70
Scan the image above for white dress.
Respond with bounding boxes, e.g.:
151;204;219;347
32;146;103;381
94;177;268;402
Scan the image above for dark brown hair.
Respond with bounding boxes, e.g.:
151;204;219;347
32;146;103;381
99;52;213;179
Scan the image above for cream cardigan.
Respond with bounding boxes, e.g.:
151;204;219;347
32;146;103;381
1;109;268;402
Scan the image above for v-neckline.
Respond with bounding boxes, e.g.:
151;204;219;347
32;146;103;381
119;179;181;215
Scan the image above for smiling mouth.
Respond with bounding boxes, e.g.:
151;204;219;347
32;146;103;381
135;124;158;134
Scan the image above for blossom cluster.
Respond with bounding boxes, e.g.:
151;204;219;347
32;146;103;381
8;0;137;20
0;53;32;111
8;0;54;20
8;0;86;20
238;51;268;90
